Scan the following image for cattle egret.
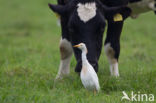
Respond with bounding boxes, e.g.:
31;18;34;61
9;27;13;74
73;43;100;93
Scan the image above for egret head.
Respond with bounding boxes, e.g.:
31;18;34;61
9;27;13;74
73;43;88;54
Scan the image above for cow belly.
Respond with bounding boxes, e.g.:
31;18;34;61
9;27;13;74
128;0;155;18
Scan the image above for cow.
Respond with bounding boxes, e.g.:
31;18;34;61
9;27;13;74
49;0;156;79
49;0;131;79
100;0;156;77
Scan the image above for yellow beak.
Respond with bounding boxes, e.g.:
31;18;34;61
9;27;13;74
73;44;80;48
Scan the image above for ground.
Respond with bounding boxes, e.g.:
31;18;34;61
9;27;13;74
0;0;156;103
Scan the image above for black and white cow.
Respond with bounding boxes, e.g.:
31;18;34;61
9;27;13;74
49;0;131;79
49;0;156;79
100;0;156;76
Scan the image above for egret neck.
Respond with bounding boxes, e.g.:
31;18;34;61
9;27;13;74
81;49;88;66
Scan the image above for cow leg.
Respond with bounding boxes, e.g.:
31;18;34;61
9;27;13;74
104;43;119;77
55;38;73;79
104;21;123;77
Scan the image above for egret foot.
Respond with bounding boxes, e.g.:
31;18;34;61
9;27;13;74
94;89;97;95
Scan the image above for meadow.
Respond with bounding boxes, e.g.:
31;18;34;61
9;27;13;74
0;0;156;103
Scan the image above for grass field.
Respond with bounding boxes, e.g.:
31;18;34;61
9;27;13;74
0;0;156;103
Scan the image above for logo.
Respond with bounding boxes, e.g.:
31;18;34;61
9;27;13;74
121;91;154;102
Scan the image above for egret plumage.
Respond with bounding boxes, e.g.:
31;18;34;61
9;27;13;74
73;43;100;92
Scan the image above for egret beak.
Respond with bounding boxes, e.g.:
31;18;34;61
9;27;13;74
73;44;80;48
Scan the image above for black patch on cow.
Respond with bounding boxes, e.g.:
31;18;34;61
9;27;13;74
100;0;128;6
58;0;69;5
129;0;142;3
105;21;123;60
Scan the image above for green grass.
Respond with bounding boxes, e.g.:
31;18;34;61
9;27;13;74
0;0;156;103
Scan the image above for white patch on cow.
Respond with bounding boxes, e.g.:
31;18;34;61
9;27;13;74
110;62;119;77
77;2;96;23
104;43;119;77
55;38;73;80
128;0;156;19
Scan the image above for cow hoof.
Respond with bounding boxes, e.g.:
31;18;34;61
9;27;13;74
110;70;120;77
111;73;120;78
55;75;63;80
114;74;120;78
